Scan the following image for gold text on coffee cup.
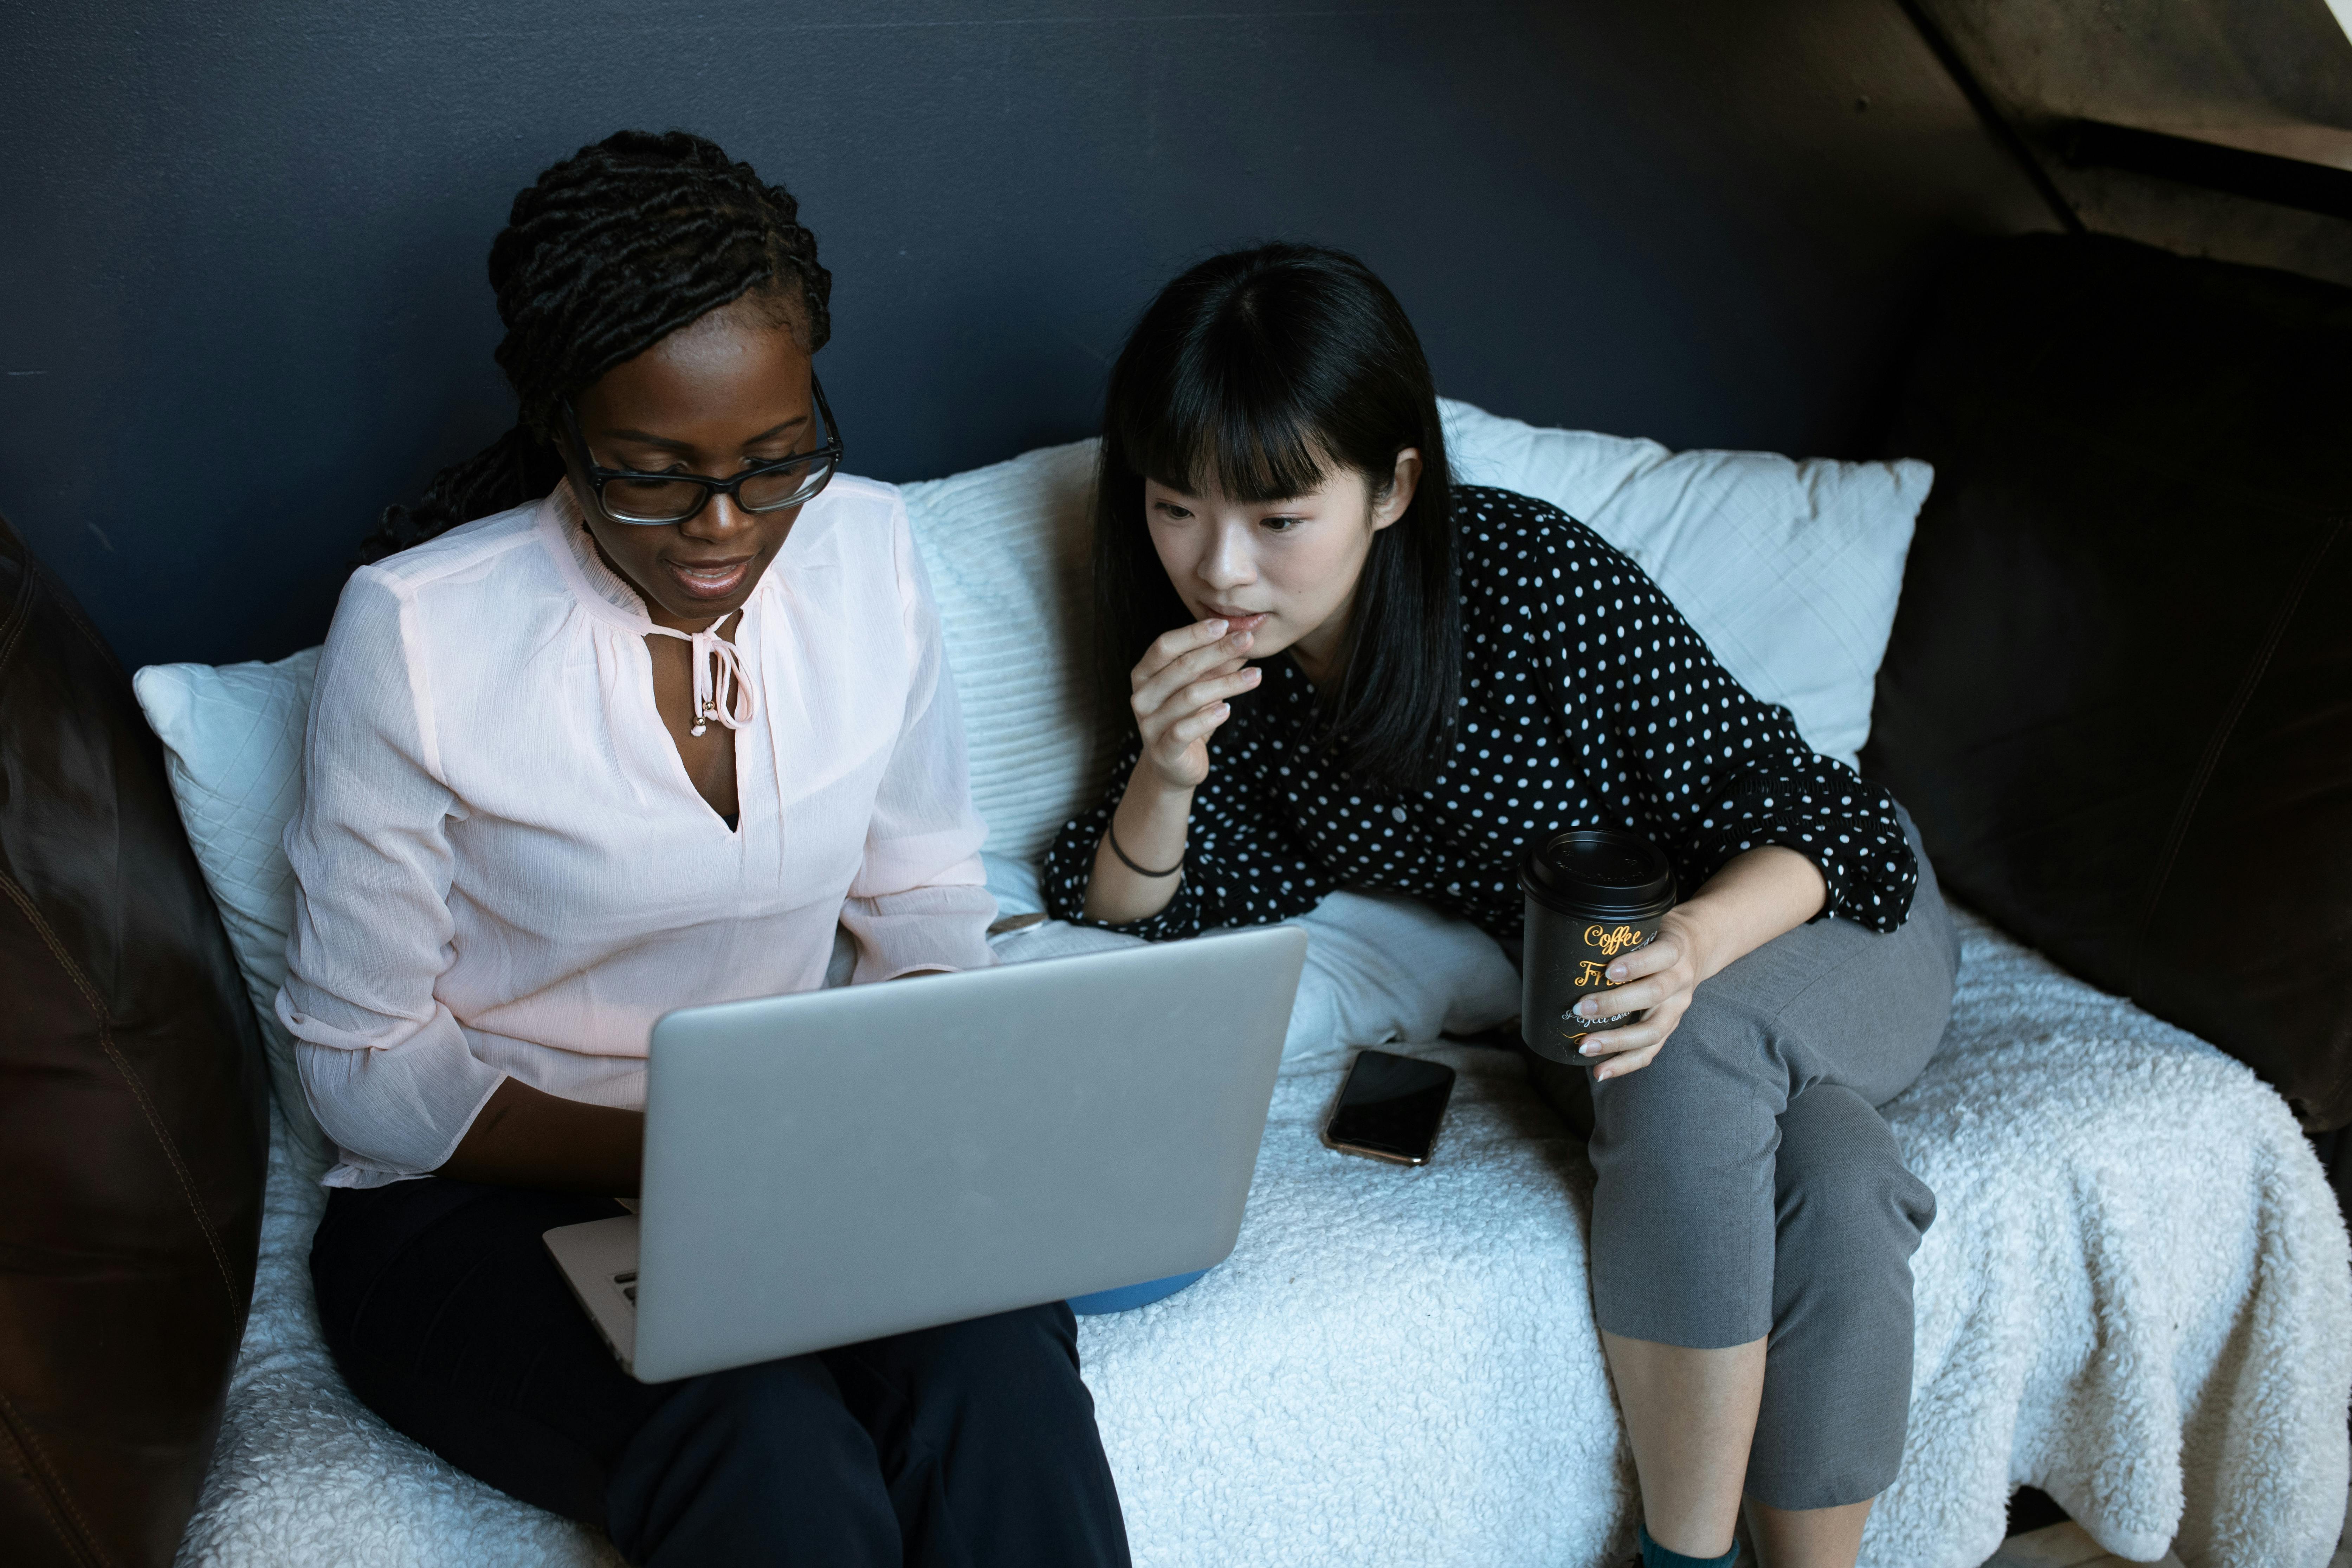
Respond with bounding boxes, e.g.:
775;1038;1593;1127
1585;923;1648;957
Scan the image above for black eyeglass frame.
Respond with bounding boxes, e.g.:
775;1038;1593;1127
561;375;845;527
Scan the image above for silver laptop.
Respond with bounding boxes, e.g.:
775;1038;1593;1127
543;926;1307;1382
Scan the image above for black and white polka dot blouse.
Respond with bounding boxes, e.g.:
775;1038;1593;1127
1043;487;1919;944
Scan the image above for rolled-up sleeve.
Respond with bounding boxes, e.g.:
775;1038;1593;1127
276;567;504;1184
1529;518;1918;931
839;500;996;982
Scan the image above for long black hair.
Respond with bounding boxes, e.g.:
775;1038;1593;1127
358;129;831;563
1094;242;1459;794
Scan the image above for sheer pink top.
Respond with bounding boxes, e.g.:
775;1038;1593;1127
277;478;994;1187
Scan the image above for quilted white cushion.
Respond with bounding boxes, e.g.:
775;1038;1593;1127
133;647;331;1172
901;439;1119;864
1440;400;1931;768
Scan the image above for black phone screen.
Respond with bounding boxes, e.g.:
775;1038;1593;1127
1323;1049;1456;1165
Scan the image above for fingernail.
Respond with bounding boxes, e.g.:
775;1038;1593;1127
1577;999;1597;1017
1608;963;1626;980
1578;1041;1601;1056
1205;619;1227;634
1243;667;1262;681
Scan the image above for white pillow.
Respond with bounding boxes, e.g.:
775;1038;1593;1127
902;440;1123;864
1440;398;1931;768
133;649;332;1173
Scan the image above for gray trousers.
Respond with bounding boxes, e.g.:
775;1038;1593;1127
1527;810;1957;1511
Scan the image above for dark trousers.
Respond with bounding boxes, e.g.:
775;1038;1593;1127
310;1177;1132;1567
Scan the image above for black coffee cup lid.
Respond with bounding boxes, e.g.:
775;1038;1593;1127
1520;829;1676;917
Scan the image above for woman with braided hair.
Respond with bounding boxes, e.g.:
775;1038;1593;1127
284;131;1131;1566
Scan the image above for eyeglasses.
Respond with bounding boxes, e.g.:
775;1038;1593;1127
562;376;844;526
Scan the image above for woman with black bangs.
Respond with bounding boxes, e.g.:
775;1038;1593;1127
1044;243;1958;1568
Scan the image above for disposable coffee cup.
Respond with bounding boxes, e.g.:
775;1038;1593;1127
1519;830;1678;1067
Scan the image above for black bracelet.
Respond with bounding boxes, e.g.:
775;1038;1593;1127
1106;819;1184;878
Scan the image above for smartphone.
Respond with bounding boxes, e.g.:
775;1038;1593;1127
1321;1049;1457;1166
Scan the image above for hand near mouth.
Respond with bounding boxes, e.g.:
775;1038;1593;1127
1128;617;1265;794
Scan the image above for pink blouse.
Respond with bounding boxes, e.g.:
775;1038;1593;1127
277;478;995;1188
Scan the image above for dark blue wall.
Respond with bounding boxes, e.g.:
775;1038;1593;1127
0;0;2051;670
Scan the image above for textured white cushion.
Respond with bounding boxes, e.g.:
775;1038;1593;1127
902;440;1120;864
133;648;332;1173
1440;399;1932;768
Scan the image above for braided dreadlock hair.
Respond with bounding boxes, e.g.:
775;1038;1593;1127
358;129;831;564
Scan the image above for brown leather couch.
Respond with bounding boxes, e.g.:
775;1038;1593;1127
0;512;269;1568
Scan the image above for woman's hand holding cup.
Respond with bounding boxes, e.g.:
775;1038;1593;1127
1572;907;1713;1080
1129;619;1263;794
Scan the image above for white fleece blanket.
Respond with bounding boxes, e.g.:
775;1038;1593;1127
176;911;2352;1568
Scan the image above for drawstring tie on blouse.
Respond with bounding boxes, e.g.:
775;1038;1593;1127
647;611;756;736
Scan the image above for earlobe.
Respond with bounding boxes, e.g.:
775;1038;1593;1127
1371;447;1423;530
